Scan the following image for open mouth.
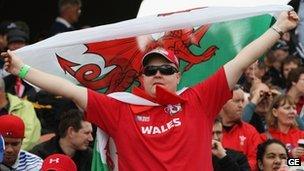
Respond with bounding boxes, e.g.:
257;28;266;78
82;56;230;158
273;166;280;170
287;114;295;120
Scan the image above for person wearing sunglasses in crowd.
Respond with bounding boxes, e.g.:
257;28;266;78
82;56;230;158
0;11;299;171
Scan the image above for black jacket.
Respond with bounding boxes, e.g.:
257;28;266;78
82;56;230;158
30;136;92;171
249;113;266;133
212;148;250;171
49;20;74;37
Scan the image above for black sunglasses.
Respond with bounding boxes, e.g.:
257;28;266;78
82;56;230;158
143;64;178;76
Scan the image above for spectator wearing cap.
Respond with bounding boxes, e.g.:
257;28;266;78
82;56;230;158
0;115;42;170
0;77;41;151
0;21;17;53
41;153;77;171
7;28;29;51
4;26;36;99
31;109;93;171
0;22;17;78
49;0;82;37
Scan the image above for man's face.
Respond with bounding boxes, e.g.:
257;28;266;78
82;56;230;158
283;62;298;79
70;121;93;151
140;56;180;97
67;4;81;24
222;89;245;123
273;49;289;62
3;137;22;166
212;122;223;142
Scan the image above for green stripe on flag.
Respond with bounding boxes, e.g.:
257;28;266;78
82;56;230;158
178;14;273;88
92;141;110;171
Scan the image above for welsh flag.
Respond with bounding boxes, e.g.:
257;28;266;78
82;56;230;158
13;2;291;171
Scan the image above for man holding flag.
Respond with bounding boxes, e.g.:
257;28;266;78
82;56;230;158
1;10;299;171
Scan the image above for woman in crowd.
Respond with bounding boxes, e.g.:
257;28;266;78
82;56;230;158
257;139;288;171
260;94;304;159
286;67;304;129
286;67;304;113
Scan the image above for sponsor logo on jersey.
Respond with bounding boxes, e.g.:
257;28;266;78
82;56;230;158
136;115;150;122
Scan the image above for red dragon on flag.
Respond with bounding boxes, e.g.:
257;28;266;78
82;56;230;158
56;24;218;93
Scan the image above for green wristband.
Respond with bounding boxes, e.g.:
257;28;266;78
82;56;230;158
18;65;31;79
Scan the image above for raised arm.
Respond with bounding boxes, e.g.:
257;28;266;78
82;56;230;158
1;50;87;110
224;11;299;90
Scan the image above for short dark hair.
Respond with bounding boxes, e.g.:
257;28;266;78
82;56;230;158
286;66;304;89
58;109;84;138
282;55;301;67
281;55;301;76
256;139;288;171
58;0;82;11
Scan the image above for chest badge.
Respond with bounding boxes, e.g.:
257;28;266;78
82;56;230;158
164;103;182;115
239;135;246;146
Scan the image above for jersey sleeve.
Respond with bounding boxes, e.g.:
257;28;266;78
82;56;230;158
191;67;232;119
85;89;125;136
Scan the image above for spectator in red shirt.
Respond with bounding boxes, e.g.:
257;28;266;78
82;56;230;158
286;67;304;113
0;11;299;171
220;85;261;170
261;94;304;159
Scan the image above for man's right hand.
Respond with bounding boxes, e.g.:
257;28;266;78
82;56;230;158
1;50;24;76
